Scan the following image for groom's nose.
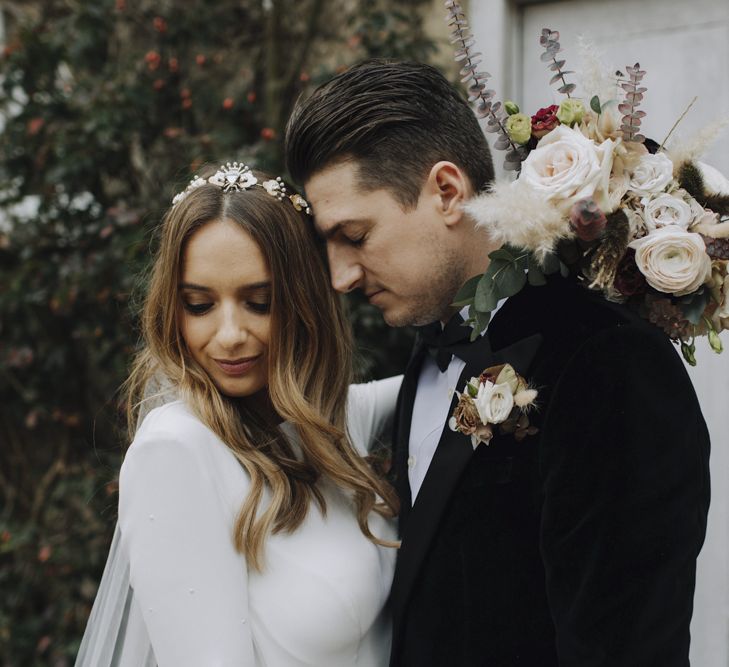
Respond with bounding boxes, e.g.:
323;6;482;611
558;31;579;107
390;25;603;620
328;244;364;293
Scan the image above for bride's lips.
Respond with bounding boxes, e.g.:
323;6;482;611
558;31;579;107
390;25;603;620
213;355;261;376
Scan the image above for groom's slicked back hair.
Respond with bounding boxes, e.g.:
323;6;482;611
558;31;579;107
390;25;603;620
285;59;494;209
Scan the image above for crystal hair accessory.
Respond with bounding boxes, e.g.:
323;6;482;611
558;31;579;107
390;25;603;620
171;161;312;214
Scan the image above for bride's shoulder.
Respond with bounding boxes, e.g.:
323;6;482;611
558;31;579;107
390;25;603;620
134;399;205;441
126;400;227;469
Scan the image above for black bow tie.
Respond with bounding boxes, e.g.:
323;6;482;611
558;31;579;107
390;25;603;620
417;313;475;372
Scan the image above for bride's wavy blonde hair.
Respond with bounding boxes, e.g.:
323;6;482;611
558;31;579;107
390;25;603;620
125;171;399;570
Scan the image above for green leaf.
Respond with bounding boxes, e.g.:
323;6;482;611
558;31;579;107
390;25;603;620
679;289;710;325
527;255;547;286
488;246;516;262
452;274;482;307
493;262;527;298
590;95;601;115
474;274;499;312
541;252;561;275
471;309;492;341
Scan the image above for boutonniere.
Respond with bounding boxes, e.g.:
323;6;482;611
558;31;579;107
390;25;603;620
448;363;539;448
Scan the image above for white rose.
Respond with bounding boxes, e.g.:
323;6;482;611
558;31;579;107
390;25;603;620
628;152;674;196
642;193;693;231
520;125;616;212
474;381;514;425
628;225;713;296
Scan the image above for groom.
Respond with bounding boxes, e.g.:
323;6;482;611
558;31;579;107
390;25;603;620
285;60;710;666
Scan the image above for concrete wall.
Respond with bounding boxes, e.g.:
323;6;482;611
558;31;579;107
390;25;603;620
467;1;729;663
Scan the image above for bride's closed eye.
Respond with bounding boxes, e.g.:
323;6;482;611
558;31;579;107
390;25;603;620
183;301;213;315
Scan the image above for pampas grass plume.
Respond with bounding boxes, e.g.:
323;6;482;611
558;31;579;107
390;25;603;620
667;117;729;168
465;182;571;260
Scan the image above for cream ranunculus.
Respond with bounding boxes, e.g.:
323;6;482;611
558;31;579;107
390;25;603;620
520;124;616;212
628;152;674;196
628;225;713;296
474;381;514;425
642;193;693;231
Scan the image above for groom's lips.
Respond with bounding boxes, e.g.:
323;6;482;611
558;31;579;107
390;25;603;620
366;289;385;305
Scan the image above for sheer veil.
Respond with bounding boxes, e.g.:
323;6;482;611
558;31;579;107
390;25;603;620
75;375;176;667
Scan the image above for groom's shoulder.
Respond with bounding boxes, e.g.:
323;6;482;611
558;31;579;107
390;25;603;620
495;275;678;364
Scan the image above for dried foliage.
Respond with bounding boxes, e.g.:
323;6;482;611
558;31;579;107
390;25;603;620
445;0;526;171
588;208;631;290
619;63;647;143
540;28;576;97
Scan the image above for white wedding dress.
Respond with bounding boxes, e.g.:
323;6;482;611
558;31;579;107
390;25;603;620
75;377;401;667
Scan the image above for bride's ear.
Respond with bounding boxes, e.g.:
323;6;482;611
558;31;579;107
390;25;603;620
425;161;470;227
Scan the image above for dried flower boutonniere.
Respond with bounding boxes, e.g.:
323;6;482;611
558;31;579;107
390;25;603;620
449;363;539;449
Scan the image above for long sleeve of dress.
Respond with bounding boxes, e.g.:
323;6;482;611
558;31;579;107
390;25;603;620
347;376;403;456
118;407;256;667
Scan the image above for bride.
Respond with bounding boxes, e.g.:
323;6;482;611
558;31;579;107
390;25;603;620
76;162;401;666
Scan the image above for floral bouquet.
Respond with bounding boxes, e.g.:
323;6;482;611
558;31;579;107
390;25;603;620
446;1;729;365
449;363;538;448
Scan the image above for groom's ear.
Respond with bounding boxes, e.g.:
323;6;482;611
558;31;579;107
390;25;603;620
425;161;471;227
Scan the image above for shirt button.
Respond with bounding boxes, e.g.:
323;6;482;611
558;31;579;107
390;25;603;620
407;455;416;469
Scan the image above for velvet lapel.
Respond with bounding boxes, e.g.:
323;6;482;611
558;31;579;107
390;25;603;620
392;342;428;529
390;331;543;634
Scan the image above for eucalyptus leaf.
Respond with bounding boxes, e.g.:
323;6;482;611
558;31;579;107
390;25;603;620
679;289;710;325
527;255;547;286
541;252;561;275
489;246;515;262
474;274;499;312
452;274;481;307
493;262;527;298
590;95;601;115
472;309;492;341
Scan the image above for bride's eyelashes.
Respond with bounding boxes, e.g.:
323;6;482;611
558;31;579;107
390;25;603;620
183;301;212;315
182;300;271;316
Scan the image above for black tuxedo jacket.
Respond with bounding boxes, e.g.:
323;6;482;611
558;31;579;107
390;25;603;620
389;275;710;667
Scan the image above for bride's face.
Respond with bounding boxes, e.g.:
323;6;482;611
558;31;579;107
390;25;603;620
179;218;271;398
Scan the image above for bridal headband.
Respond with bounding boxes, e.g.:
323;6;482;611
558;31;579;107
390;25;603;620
172;161;312;215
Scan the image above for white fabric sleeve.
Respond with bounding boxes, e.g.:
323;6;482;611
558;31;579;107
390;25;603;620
118;433;255;667
346;376;403;455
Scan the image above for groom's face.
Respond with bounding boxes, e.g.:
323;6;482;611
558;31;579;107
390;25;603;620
305;160;463;327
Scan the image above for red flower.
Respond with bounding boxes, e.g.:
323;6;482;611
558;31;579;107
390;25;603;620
195;54;206;66
614;249;647;297
27;117;44;135
247;91;257;104
182;98;193;110
152;78;165;91
144;50;161;71
180;88;191;99
168;57;179;73
569;198;606;242
260;127;276;141
531;105;560;138
222;97;234;110
299;71;310;82
153;17;167;33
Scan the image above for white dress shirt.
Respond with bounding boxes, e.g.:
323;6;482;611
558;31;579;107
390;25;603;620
407;304;504;503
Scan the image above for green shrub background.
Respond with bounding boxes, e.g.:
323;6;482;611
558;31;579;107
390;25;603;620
0;1;439;662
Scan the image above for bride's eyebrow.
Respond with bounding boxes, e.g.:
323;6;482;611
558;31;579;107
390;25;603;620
179;281;272;292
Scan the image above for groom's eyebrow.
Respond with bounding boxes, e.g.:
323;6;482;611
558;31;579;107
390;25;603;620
319;218;370;240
